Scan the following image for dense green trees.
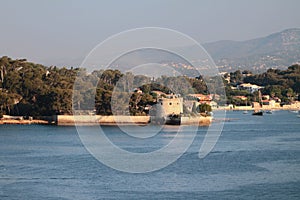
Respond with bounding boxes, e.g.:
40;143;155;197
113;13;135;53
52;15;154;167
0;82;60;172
225;64;300;105
0;56;299;117
244;65;300;94
229;70;243;85
0;56;77;116
0;57;187;116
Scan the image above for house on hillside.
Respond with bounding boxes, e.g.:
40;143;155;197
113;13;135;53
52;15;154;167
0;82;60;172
187;94;212;104
184;93;218;111
237;83;263;93
187;94;217;107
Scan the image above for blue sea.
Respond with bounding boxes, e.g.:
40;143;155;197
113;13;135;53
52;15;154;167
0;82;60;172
0;111;299;199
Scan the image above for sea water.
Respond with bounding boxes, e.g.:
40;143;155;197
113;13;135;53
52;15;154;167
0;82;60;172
0;111;299;199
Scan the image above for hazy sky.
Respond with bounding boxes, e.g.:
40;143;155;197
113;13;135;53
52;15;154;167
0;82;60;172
1;0;300;67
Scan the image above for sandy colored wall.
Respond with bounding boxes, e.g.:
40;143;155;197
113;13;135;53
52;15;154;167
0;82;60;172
181;116;212;126
57;115;150;125
57;115;211;126
157;98;183;116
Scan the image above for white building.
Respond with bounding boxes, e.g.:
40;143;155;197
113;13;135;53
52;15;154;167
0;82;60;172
237;83;263;93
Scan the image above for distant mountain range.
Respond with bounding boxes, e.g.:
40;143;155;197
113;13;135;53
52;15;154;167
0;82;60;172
109;28;300;75
40;28;300;75
203;28;300;73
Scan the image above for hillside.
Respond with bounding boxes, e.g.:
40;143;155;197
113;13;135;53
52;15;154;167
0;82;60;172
203;28;300;72
105;28;300;75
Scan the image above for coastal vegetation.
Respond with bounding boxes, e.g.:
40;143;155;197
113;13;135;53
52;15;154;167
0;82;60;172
225;65;300;105
0;56;299;117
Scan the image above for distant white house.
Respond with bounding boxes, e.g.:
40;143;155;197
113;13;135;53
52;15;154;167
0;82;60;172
237;83;263;93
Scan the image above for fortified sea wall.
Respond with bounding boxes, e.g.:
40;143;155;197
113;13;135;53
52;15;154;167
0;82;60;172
1;115;212;126
56;115;150;125
56;115;212;126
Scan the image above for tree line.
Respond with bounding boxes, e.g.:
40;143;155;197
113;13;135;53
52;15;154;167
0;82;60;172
0;56;299;117
0;56;207;117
